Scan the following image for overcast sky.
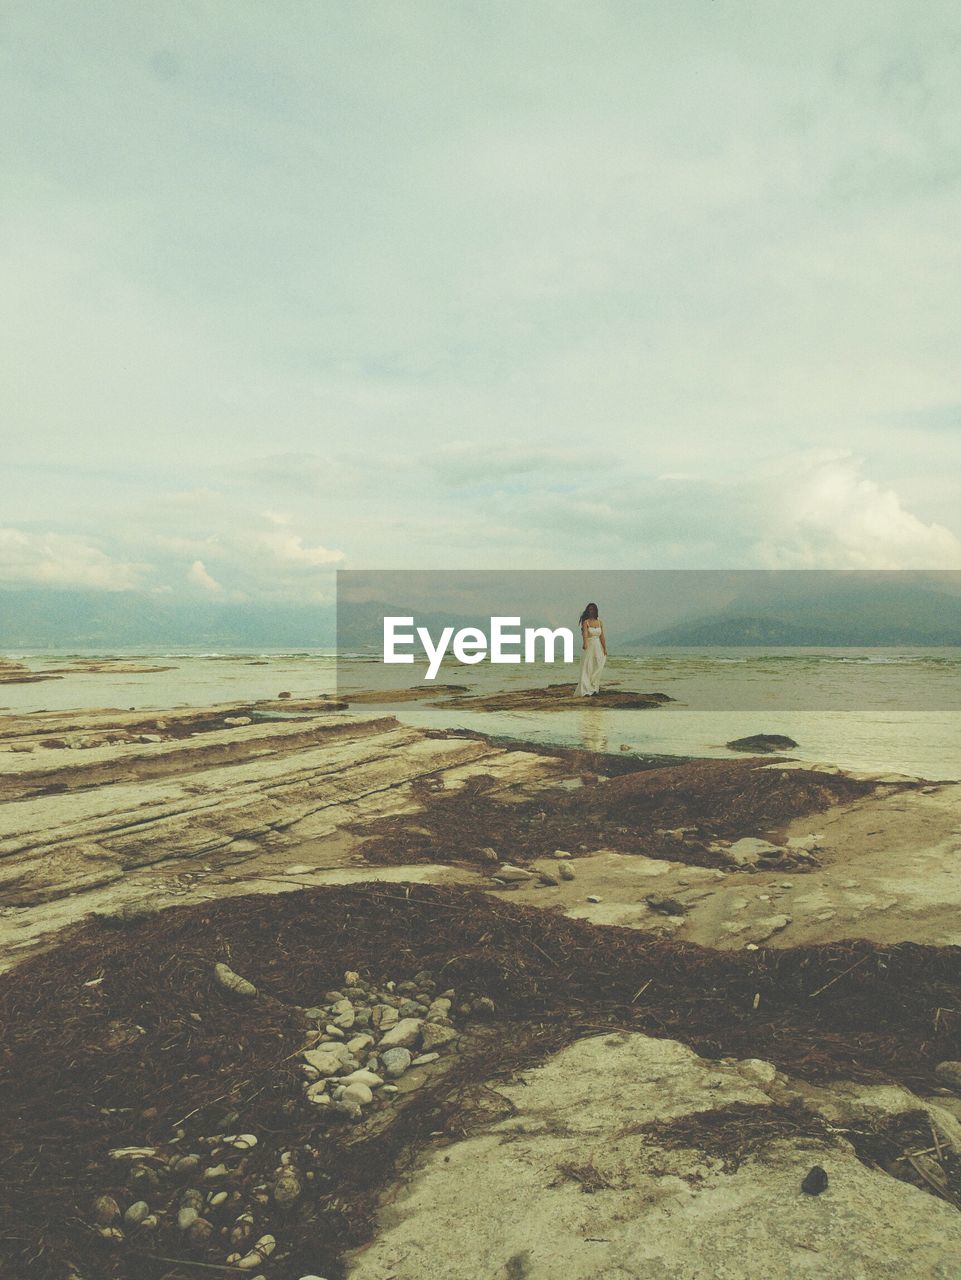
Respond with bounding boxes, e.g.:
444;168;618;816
3;1;961;605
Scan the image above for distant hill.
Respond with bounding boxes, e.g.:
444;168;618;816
629;580;961;646
0;588;336;649
337;599;549;651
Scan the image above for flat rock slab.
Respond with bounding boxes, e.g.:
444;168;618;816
430;684;674;712
347;1033;961;1279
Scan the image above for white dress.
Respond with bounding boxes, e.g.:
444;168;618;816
576;623;606;695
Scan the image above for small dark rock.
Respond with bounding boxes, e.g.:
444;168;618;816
645;893;686;915
801;1166;828;1195
727;734;799;753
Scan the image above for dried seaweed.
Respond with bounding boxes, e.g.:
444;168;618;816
353;757;882;869
1;883;959;1278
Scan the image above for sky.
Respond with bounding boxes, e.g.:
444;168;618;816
3;0;961;610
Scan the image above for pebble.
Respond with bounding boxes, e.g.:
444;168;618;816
236;1235;276;1269
186;1217;214;1247
214;962;257;998
421;1022;458;1052
221;1133;258;1150
123;1200;150;1225
586;895;602;903
341;1068;383;1087
372;1004;399;1029
231;1214;255;1247
381;1047;413;1078
801;1166;829;1195
303;1048;350;1076
203;1164;228;1181
378;1018;423;1050
273;1169;303;1205
342;1083;373;1106
558;864;575;881
494;864;535;882
93;1195;121;1224
316;1039;352;1057
412;1052;440;1065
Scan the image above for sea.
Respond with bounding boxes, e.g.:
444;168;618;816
2;647;959;780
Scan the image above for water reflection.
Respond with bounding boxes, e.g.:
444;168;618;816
579;701;608;754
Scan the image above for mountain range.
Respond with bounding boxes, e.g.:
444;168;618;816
628;579;961;646
0;588;336;649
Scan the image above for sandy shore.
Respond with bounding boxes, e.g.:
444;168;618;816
3;689;961;1278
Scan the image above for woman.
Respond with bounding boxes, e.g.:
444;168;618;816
576;602;607;696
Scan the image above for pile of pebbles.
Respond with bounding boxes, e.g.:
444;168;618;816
82;967;486;1278
299;967;481;1119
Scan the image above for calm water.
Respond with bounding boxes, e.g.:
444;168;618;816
2;647;959;780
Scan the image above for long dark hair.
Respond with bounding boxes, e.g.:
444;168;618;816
579;602;599;624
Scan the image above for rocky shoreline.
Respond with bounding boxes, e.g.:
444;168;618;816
1;692;961;1278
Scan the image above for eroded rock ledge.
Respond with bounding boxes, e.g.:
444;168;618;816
349;1032;961;1279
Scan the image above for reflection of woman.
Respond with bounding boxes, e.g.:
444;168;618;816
580;700;609;753
576;602;607;696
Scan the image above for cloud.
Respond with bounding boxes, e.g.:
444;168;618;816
0;527;147;590
430;440;614;488
750;451;961;569
4;3;961;599
432;450;961;571
255;529;343;568
188;558;223;592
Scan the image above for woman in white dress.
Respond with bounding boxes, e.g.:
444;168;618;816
576;602;607;696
